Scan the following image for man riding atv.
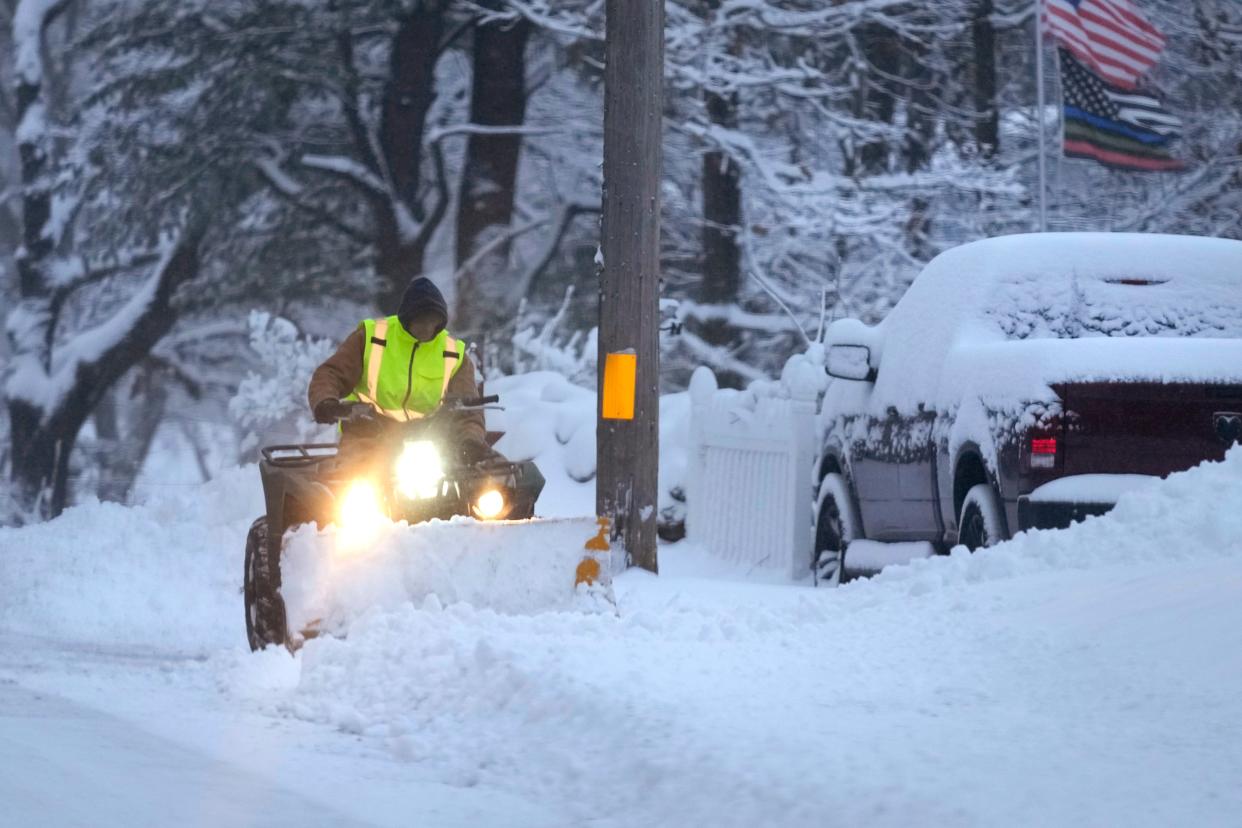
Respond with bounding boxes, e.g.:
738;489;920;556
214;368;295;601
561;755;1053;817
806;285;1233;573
308;276;497;464
242;277;544;651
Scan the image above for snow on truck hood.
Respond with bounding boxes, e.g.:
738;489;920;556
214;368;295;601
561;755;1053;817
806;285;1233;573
855;233;1242;413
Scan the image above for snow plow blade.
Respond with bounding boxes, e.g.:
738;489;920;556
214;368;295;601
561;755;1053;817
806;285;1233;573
279;517;622;647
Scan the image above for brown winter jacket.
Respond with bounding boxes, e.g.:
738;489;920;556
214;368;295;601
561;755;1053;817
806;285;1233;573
307;327;486;443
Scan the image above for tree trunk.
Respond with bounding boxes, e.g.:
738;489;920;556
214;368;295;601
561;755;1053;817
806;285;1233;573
454;7;531;334
92;368;169;504
855;23;900;175
376;1;445;311
8;2;66;519
972;0;999;159
7;236;202;520
5;1;203;521
695;88;744;387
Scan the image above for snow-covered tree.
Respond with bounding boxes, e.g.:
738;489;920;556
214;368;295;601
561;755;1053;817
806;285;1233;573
3;0;211;520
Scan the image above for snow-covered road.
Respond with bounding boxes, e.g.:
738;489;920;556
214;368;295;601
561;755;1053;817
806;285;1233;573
0;675;368;828
2;449;1241;826
0;634;563;827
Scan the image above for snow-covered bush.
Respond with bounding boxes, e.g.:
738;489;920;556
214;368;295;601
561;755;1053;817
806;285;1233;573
229;311;336;451
485;288;597;388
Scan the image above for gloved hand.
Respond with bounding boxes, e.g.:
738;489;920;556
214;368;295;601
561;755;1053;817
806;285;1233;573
459;435;504;466
313;398;351;425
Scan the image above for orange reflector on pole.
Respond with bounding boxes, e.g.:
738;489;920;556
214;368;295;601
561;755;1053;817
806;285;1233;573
601;351;637;420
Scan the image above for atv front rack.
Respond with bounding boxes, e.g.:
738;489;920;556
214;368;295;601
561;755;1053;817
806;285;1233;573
261;443;340;467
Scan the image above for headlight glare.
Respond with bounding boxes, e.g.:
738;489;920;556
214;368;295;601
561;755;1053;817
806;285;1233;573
337;479;385;552
473;489;506;520
396;440;444;500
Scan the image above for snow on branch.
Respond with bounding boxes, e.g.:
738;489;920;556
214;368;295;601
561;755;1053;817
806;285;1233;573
7;226;203;417
714;0;966;39
678;329;768;385
48;249;164;291
229;311;335;446
298;154;390;198
13;0;70;85
675;299;805;336
254;157;305;198
452;217;551;286
507;288;597;386
426;123;562;143
255;158;372;244
482;0;603;43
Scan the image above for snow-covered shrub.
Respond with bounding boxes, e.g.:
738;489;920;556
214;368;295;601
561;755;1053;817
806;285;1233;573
485;288;597;387
229;311;336;450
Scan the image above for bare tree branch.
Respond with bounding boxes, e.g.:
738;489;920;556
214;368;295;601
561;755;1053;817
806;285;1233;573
254;158;372;244
409;138;450;255
517;201;600;298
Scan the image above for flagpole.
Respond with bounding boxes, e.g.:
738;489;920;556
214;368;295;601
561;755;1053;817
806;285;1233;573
1035;0;1048;232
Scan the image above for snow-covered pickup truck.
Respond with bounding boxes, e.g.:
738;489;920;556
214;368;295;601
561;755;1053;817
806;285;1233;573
813;233;1242;582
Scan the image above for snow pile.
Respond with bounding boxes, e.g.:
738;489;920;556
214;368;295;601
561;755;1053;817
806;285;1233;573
485;371;692;522
0;467;260;652
0;426;1240;825
485;372;597;513
269;450;1242;826
872;444;1242;593
280;516;616;639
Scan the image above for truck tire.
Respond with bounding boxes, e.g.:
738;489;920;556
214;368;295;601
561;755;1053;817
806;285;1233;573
958;483;1006;551
813;473;860;587
243;516;288;652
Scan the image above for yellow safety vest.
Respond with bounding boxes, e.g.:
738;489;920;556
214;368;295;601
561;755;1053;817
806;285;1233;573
345;317;464;421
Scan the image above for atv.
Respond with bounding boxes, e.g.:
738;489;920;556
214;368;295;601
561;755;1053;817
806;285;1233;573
243;395;545;651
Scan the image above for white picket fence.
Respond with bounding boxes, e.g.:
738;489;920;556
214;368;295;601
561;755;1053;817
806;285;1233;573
684;365;820;579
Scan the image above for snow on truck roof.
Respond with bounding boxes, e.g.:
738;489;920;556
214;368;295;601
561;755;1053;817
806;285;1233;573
853;233;1242;415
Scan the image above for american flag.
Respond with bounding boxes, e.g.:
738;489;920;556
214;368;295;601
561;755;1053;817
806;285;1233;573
1059;49;1183;172
1043;0;1165;89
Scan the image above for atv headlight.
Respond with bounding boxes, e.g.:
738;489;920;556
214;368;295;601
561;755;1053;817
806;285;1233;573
473;488;507;520
396;440;444;500
338;479;384;551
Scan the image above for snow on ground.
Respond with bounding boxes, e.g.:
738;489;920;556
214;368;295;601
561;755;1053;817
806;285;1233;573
1;379;1241;825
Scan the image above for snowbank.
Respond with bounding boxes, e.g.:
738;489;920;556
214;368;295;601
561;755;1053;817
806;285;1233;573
1;423;1240;826
485;370;692;521
0;467;260;652
274;450;1242;825
870;444;1242;594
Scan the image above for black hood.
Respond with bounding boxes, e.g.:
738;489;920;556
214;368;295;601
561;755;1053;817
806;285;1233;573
397;277;449;336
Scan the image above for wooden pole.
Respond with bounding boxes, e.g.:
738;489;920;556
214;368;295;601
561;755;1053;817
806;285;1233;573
598;0;663;573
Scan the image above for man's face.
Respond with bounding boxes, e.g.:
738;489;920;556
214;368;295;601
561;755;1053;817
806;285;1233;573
403;311;441;342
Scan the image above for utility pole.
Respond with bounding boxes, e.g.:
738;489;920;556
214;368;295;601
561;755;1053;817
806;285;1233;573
598;0;663;573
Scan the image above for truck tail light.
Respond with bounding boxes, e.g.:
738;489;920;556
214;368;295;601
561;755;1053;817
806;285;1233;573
1029;436;1057;469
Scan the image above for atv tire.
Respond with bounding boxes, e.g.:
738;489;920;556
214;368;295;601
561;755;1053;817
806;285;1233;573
243;516;289;651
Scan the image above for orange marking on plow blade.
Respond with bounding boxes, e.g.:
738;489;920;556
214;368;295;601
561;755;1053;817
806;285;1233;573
577;517;610;586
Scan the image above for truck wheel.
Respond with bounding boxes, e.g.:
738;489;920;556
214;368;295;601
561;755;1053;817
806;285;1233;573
958;484;1006;551
243;517;288;652
813;473;860;587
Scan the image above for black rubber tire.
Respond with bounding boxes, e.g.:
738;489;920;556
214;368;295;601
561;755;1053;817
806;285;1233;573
243;516;289;652
958;483;1006;552
812;473;859;587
